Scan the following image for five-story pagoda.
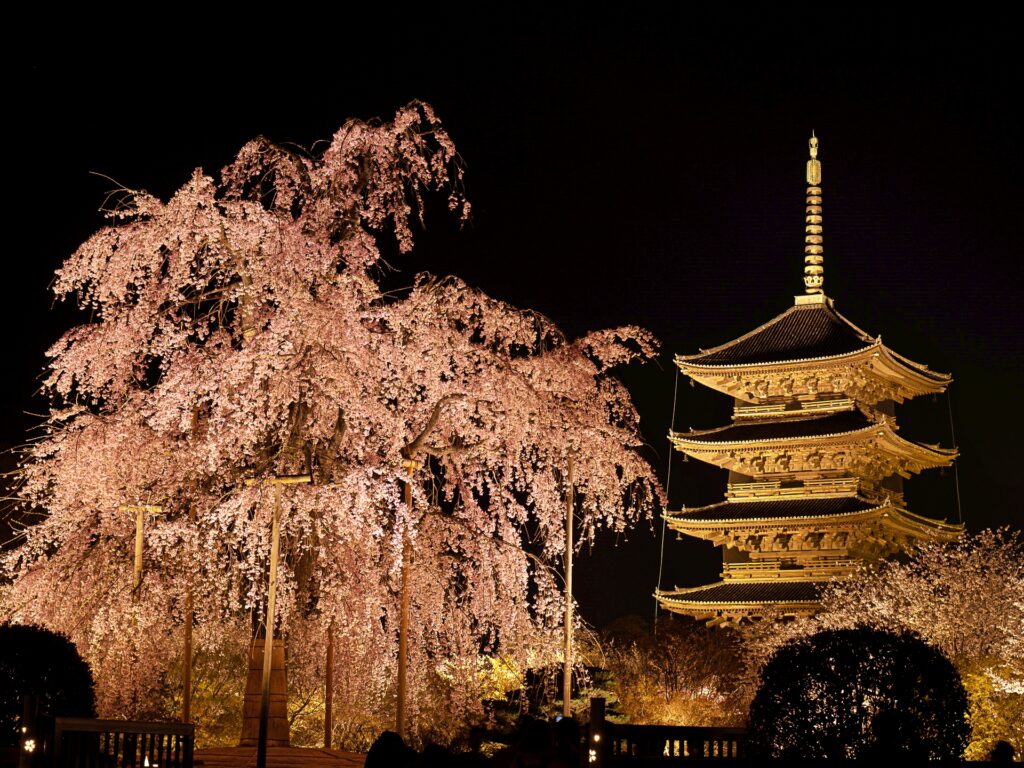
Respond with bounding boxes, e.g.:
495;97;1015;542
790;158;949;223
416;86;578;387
655;135;961;626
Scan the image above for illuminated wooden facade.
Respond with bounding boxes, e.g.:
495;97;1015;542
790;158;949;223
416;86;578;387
656;135;961;625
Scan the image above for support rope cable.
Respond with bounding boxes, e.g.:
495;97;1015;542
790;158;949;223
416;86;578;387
946;385;963;525
653;366;681;633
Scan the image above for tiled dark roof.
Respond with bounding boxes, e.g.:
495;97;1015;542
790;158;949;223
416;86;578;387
665;581;823;604
679;302;874;365
678;409;875;443
673;496;879;522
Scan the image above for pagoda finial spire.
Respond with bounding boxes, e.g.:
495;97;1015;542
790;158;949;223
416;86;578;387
803;132;824;294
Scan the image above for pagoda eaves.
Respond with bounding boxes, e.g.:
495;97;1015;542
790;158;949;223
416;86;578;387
657;578;823;624
669;410;955;483
664;496;961;561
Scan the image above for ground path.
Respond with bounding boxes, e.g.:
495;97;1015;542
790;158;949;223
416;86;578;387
195;747;364;768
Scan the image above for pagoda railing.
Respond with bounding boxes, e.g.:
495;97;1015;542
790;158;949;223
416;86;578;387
726;477;859;499
733;398;853;419
721;560;858;580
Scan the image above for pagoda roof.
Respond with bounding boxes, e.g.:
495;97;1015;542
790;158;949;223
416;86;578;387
676;297;949;383
679;300;871;366
677;409;873;443
668;495;879;523
658;580;823;605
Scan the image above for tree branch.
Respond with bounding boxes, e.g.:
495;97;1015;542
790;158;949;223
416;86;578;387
402;393;465;460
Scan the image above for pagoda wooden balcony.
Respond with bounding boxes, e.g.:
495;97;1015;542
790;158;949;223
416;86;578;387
726;477;859;499
720;560;859;581
734;397;855;419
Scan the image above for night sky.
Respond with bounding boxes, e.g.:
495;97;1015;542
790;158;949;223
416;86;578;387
5;11;1020;629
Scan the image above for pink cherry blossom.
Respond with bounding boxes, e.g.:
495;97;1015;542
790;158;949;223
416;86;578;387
2;102;662;741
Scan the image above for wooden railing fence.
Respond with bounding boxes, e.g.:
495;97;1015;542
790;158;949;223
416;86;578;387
585;698;746;765
16;718;194;768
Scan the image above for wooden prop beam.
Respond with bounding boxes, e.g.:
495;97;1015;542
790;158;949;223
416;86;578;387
396;458;420;740
563;454;574;718
118;505;163;598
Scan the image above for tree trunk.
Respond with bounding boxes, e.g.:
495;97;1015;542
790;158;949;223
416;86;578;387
240;638;289;746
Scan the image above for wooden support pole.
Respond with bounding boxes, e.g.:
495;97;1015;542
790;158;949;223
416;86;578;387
134;506;144;596
396;530;411;739
246;474;308;768
182;507;196;724
182;588;194;722
396;458;419;741
119;505;162;601
324;627;334;749
257;484;283;768
563;454;574;719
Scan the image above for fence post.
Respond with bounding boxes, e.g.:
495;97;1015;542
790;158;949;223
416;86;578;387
18;696;37;768
587;697;605;767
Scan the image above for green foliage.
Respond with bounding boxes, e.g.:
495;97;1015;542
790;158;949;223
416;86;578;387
747;626;969;760
0;623;96;747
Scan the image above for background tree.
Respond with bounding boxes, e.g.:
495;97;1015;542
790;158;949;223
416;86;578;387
747;626;969;760
0;102;662;745
742;528;1024;759
0;624;96;747
157;618;249;748
600;615;744;727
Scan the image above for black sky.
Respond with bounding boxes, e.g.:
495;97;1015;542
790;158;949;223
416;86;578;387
5;10;1021;628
